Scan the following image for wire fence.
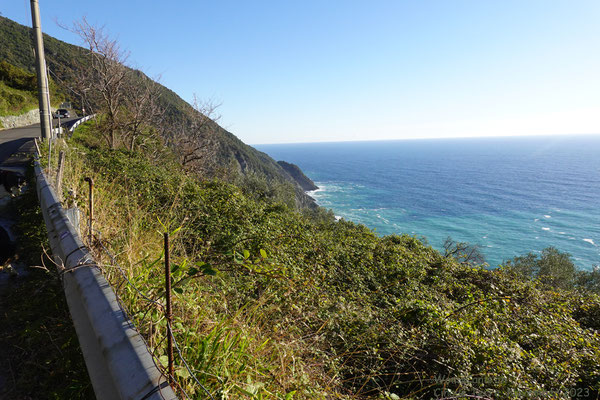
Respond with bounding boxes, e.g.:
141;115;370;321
35;107;219;398
87;223;215;399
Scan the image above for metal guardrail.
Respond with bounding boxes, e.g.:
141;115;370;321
67;114;96;133
34;160;177;400
51;114;96;136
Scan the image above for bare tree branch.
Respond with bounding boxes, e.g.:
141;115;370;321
168;95;221;170
69;17;163;150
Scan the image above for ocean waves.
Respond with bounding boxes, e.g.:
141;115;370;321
257;136;600;270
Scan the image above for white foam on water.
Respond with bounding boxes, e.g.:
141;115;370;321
534;218;539;222
544;215;551;219
376;214;390;224
307;183;327;196
583;238;595;245
542;227;550;231
559;232;566;235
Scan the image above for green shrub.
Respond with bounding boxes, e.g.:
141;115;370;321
0;60;37;91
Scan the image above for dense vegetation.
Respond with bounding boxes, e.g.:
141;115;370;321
44;122;599;399
0;56;66;119
4;13;599;399
0;60;62;117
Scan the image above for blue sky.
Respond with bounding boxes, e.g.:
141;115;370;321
2;1;599;144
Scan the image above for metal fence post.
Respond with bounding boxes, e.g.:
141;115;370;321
164;232;174;384
56;151;65;200
84;177;94;245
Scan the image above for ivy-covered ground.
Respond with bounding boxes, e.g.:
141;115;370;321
50;125;600;399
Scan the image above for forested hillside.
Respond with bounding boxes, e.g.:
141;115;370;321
0;15;316;208
0;60;64;117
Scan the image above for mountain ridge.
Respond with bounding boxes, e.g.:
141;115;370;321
0;15;316;208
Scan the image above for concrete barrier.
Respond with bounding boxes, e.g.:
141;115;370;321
34;161;177;400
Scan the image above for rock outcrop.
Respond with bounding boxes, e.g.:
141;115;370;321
277;161;319;191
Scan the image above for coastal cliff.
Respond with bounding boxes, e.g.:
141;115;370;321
277;160;319;191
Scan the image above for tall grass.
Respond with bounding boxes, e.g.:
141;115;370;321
42;130;339;399
0;81;38;116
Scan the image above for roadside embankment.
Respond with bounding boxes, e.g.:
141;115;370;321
35;141;177;400
0;164;94;398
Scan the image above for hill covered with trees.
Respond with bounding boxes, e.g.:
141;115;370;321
0;15;316;209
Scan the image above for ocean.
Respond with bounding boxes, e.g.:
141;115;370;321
256;135;600;270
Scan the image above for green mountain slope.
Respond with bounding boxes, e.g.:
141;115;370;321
0;15;315;208
0;58;63;118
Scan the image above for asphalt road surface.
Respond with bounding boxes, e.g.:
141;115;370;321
0;115;85;163
0;124;40;164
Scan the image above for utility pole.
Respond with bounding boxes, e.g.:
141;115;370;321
30;0;51;140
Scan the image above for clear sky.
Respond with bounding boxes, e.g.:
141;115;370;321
2;1;599;144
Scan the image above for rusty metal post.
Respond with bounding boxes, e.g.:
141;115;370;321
84;177;94;245
56;151;65;200
47;138;52;173
164;232;174;384
34;138;41;156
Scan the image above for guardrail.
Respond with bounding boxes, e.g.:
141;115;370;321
34;159;177;400
67;114;96;133
51;114;96;137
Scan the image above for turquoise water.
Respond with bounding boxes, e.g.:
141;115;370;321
256;135;600;270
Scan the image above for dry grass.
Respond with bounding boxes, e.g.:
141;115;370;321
41;135;346;399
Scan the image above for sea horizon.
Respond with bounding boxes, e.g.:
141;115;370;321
251;132;600;147
257;134;600;270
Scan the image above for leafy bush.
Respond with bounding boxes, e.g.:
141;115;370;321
504;246;591;291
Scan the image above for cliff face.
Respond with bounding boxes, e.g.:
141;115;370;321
277;161;319;191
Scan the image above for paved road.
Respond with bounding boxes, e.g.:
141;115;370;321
0;115;86;163
0;124;40;164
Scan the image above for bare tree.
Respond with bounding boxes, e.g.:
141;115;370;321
68;18;222;165
70;17;162;150
121;71;164;151
170;95;220;169
442;237;486;266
